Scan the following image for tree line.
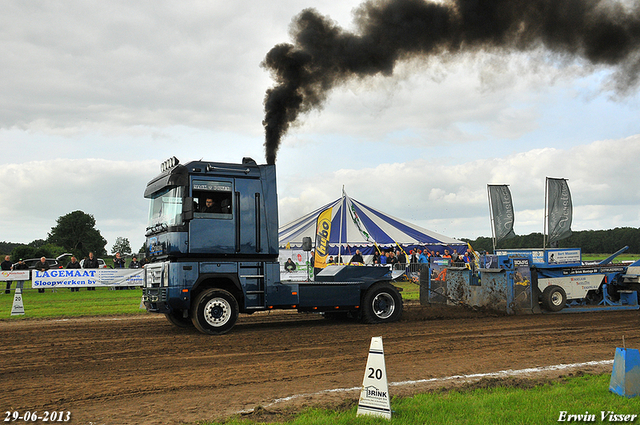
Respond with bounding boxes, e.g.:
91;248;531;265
464;227;640;254
1;210;136;263
3;212;638;261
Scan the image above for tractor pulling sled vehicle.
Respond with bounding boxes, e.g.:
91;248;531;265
423;246;640;314
142;157;402;334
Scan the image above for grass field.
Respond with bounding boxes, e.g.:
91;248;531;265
0;282;420;319
204;374;640;425
0;283;144;319
582;253;638;263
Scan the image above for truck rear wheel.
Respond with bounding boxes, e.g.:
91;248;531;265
362;283;403;324
541;285;567;312
165;309;193;328
191;288;239;335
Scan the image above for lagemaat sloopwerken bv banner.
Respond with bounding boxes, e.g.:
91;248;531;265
31;269;144;289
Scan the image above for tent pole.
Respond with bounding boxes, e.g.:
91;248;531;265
339;187;345;263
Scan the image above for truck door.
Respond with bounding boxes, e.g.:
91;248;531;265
189;177;268;255
234;177;265;254
189;179;236;254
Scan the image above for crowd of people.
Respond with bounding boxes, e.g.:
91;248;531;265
409;248;475;268
365;247;475;269
293;246;476;270
1;251;148;294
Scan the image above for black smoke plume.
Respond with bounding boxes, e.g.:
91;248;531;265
262;0;640;164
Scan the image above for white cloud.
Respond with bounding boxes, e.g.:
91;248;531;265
0;159;157;251
0;0;639;254
277;136;640;239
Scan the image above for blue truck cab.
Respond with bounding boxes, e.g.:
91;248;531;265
142;157;402;334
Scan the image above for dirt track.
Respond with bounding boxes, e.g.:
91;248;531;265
1;302;639;425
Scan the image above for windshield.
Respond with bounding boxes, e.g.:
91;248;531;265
147;186;184;228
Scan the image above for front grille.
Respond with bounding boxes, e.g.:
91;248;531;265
145;263;166;287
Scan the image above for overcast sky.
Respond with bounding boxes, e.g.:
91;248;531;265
1;0;639;254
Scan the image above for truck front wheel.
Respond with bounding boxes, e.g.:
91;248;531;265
191;288;239;335
165;309;194;328
541;285;567;312
362;283;403;324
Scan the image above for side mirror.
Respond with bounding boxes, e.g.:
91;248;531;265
183;197;194;221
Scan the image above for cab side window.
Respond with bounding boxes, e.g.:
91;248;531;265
195;191;232;215
192;180;233;219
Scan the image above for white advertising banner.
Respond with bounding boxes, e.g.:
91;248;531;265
32;269;144;289
279;249;310;281
546;248;581;265
0;270;31;281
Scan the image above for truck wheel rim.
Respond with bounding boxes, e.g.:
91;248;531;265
203;297;231;327
372;292;395;319
551;292;563;306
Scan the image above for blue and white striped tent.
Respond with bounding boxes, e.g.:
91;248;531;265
279;192;467;258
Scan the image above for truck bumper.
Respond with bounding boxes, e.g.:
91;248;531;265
143;287;190;313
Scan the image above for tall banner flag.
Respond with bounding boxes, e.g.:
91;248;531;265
346;194;374;244
546;177;573;244
315;206;333;269
488;185;516;243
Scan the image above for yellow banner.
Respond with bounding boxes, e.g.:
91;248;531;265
314;207;333;269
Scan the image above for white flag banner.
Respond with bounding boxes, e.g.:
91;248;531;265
31;269;144;289
547;177;573;244
488;184;516;242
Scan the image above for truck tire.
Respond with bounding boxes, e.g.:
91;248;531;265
361;283;403;324
191;288;239;335
541;285;567;312
165;309;193;328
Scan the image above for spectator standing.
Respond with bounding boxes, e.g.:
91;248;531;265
12;259;27;290
66;256;81;292
380;251;387;265
451;249;460;264
113;252;126;289
410;250;418;264
388;251;398;268
397;249;407;265
113;252;125;269
462;251;472;268
126;254;141;290
372;250;381;265
350;250;364;264
418;250;429;264
34;256;49;293
129;256;141;268
83;252;99;291
1;255;13;294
